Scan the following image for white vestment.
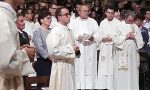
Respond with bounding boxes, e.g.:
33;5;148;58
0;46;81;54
97;18;120;89
68;17;99;89
23;20;35;45
49;16;57;29
0;2;34;90
23;21;35;38
113;21;144;90
46;23;76;90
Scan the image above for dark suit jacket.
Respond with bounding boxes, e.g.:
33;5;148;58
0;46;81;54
19;31;30;47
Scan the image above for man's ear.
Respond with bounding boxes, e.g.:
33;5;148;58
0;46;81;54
40;19;43;24
57;16;61;21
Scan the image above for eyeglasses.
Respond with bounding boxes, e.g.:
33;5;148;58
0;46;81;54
107;11;114;14
45;16;51;20
146;12;150;14
60;13;70;17
51;8;57;9
80;10;89;13
27;12;33;14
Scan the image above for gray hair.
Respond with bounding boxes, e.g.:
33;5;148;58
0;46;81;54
124;10;136;19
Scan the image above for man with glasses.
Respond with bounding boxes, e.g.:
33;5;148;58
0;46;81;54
97;5;120;90
113;10;143;90
68;4;99;89
48;3;57;29
0;0;35;89
46;7;79;90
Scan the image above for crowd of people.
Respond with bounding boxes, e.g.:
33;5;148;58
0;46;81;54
0;0;150;90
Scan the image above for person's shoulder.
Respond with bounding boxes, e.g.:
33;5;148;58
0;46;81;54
34;27;41;33
142;26;149;31
88;17;98;24
88;17;96;21
113;18;120;22
0;9;9;29
100;18;106;23
50;25;62;34
70;17;79;23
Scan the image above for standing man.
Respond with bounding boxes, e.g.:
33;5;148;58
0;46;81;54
0;0;35;90
97;5;120;90
16;13;30;48
113;10;143;90
46;7;78;90
68;4;99;89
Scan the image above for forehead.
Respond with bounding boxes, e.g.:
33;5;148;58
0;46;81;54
17;16;24;20
52;4;57;8
146;11;150;14
127;15;134;20
80;6;89;11
61;8;69;14
106;9;114;12
27;10;32;13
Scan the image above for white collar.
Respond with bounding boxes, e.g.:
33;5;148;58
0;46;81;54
79;17;88;21
56;22;69;30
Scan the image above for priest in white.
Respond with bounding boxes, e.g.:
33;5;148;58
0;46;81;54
68;5;99;89
0;0;35;90
97;5;120;90
113;10;144;90
46;7;78;90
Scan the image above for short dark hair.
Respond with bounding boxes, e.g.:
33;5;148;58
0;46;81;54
17;13;24;18
143;8;150;15
38;8;51;25
48;2;57;8
25;8;33;14
135;13;145;21
55;6;67;21
104;5;115;12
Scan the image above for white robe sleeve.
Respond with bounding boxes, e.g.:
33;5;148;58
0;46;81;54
112;25;126;49
93;20;100;45
46;27;75;60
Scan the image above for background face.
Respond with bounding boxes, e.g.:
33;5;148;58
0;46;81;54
41;15;51;27
60;8;70;25
79;6;89;19
16;16;25;31
145;11;150;20
105;9;114;21
134;18;142;27
25;10;33;20
114;12;121;20
49;4;57;16
125;15;134;24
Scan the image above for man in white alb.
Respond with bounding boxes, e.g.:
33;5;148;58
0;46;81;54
113;10;144;90
68;4;99;89
97;5;120;90
46;7;79;90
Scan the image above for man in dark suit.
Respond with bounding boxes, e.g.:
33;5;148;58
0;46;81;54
16;13;30;48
